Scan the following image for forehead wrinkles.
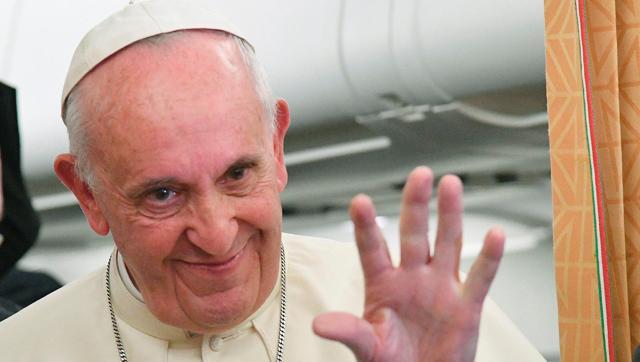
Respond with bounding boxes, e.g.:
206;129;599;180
77;32;267;186
81;32;254;140
83;31;249;120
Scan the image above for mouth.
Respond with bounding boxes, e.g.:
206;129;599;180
177;248;244;275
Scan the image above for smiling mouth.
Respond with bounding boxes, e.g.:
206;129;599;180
178;249;244;274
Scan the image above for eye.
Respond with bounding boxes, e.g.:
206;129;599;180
220;162;257;196
139;186;182;218
150;187;176;202
228;166;247;181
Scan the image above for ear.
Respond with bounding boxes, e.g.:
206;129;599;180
272;99;290;192
54;154;110;236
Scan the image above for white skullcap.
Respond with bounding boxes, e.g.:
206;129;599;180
60;0;250;120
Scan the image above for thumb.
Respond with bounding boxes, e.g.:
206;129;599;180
313;312;377;361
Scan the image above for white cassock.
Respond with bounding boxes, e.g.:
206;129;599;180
0;233;544;361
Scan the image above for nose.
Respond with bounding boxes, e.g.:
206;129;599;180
185;195;238;256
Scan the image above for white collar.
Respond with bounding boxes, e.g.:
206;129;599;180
116;250;144;302
110;246;282;348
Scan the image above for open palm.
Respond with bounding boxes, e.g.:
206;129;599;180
313;167;505;361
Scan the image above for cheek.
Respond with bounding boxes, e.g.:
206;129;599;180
111;215;184;268
239;191;282;230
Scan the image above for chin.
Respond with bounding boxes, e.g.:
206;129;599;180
178;282;259;333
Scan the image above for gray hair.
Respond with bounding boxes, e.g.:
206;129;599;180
63;30;276;188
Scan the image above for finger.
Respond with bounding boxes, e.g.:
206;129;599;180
313;312;377;361
433;175;464;276
350;194;393;281
463;227;505;304
399;166;433;268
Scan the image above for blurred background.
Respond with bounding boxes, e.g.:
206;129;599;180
0;0;558;359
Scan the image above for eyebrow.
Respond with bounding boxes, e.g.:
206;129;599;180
223;156;260;174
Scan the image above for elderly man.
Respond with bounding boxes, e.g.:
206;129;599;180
0;0;542;361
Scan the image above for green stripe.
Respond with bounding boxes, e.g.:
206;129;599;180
573;0;610;360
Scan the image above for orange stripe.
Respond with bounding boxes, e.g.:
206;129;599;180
576;0;615;359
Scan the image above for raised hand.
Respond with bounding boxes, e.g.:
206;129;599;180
313;166;505;361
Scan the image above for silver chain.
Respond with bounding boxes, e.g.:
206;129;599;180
105;243;287;362
105;254;129;362
275;243;287;362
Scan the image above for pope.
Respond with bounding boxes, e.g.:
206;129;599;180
0;0;543;361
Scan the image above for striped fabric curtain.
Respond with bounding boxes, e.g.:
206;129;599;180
544;0;640;360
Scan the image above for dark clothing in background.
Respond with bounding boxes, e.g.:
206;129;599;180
0;82;61;321
0;298;20;321
0;269;60;308
0;83;41;276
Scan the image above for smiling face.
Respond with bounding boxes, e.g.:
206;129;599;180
57;31;289;333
